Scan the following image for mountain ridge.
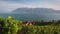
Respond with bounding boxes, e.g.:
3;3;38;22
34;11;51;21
12;8;60;14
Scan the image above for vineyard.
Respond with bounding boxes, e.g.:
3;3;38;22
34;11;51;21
0;16;60;34
18;26;60;34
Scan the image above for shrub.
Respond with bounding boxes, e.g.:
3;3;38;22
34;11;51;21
0;16;19;34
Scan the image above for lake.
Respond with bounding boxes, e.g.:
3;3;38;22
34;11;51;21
0;13;60;21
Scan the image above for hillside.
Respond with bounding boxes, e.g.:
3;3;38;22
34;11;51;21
12;8;60;14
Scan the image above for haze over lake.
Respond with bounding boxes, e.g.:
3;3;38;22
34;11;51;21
0;13;60;21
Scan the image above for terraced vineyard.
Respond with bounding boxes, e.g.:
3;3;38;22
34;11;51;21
18;26;60;34
0;16;60;34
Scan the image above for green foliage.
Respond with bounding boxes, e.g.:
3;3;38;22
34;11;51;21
1;16;60;34
0;16;22;34
18;26;60;34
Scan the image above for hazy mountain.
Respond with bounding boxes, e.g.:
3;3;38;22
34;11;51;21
12;8;60;14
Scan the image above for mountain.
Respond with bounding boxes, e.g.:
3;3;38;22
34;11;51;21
12;8;60;14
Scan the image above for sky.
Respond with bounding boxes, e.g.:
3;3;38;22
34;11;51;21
0;0;60;13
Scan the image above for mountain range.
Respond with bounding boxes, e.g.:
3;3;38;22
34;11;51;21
12;8;60;14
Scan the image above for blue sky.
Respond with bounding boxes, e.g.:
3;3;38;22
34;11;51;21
0;0;60;13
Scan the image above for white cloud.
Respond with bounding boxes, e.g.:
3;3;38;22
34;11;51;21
0;1;60;13
0;1;40;12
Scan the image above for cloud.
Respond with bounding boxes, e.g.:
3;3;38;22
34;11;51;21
0;0;60;13
1;0;60;5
